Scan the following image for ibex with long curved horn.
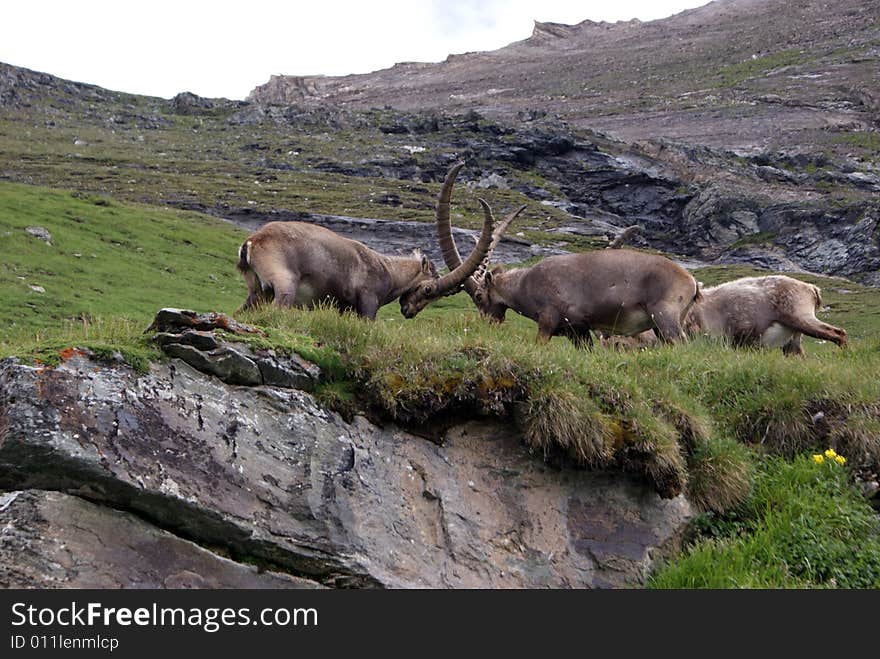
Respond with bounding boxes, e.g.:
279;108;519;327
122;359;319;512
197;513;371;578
434;163;701;346
237;210;495;319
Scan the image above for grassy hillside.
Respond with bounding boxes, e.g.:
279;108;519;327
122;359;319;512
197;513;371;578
0;181;247;336
0;75;576;235
1;180;879;588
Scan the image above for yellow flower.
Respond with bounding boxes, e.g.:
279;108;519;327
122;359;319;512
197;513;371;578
824;448;837;459
835;455;846;465
812;454;825;464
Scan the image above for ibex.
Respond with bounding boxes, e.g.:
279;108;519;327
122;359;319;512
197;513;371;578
434;163;701;346
684;275;848;355
236;212;495;319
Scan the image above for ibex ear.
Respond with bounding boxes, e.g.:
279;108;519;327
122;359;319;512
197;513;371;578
420;254;436;276
484;270;494;286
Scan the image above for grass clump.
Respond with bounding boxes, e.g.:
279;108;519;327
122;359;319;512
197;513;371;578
713;48;810;88
686;436;754;513
0;316;159;373
650;453;880;588
517;380;614;465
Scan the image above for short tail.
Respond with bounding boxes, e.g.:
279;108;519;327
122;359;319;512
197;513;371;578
811;284;822;311
236;240;251;273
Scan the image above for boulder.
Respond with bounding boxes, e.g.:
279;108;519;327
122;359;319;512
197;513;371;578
150;311;321;391
0;354;693;588
25;226;52;244
0;490;319;589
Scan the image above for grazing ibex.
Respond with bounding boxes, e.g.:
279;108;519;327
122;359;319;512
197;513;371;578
434;163;701;346
684;275;847;355
236;212;495;319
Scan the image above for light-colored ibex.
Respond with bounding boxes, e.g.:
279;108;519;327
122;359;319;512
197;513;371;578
236;211;495;319
434;163;701;346
685;275;848;355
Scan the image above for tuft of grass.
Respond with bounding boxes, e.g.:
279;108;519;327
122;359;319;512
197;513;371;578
728;231;777;249
650;454;880;588
686;436;754;513
517;380;614;465
712;49;811;88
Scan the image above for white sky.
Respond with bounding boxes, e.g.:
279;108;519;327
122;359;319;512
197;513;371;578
1;0;712;100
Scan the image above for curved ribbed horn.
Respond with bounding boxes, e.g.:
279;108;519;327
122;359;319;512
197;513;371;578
471;200;526;284
435;163;524;301
429;198;495;296
436;162;468;267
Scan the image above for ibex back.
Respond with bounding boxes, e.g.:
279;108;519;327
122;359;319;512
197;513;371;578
237;217;494;320
433;163;700;346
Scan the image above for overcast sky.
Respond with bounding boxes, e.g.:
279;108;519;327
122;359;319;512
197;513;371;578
1;0;711;100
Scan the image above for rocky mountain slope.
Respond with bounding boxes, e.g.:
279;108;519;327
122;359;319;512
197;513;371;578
0;0;878;286
250;0;879;156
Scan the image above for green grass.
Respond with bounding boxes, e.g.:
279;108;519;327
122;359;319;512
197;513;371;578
831;131;880;155
712;49;811;89
649;455;880;588
0;316;160;373
728;231;777;249
0;180;247;335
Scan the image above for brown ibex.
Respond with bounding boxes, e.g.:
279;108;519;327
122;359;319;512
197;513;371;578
434;163;701;346
236;212;495;319
685;275;848;355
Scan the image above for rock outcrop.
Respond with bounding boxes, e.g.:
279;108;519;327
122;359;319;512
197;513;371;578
0;490;317;589
0;311;693;589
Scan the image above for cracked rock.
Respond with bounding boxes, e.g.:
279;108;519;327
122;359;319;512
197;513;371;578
0;490;320;589
0;354;692;588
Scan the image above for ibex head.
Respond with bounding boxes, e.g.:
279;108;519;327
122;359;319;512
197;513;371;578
398;200;498;318
475;265;509;322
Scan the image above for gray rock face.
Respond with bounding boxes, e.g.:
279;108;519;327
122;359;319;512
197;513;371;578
0;354;692;588
679;186;880;284
0;490;319;589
